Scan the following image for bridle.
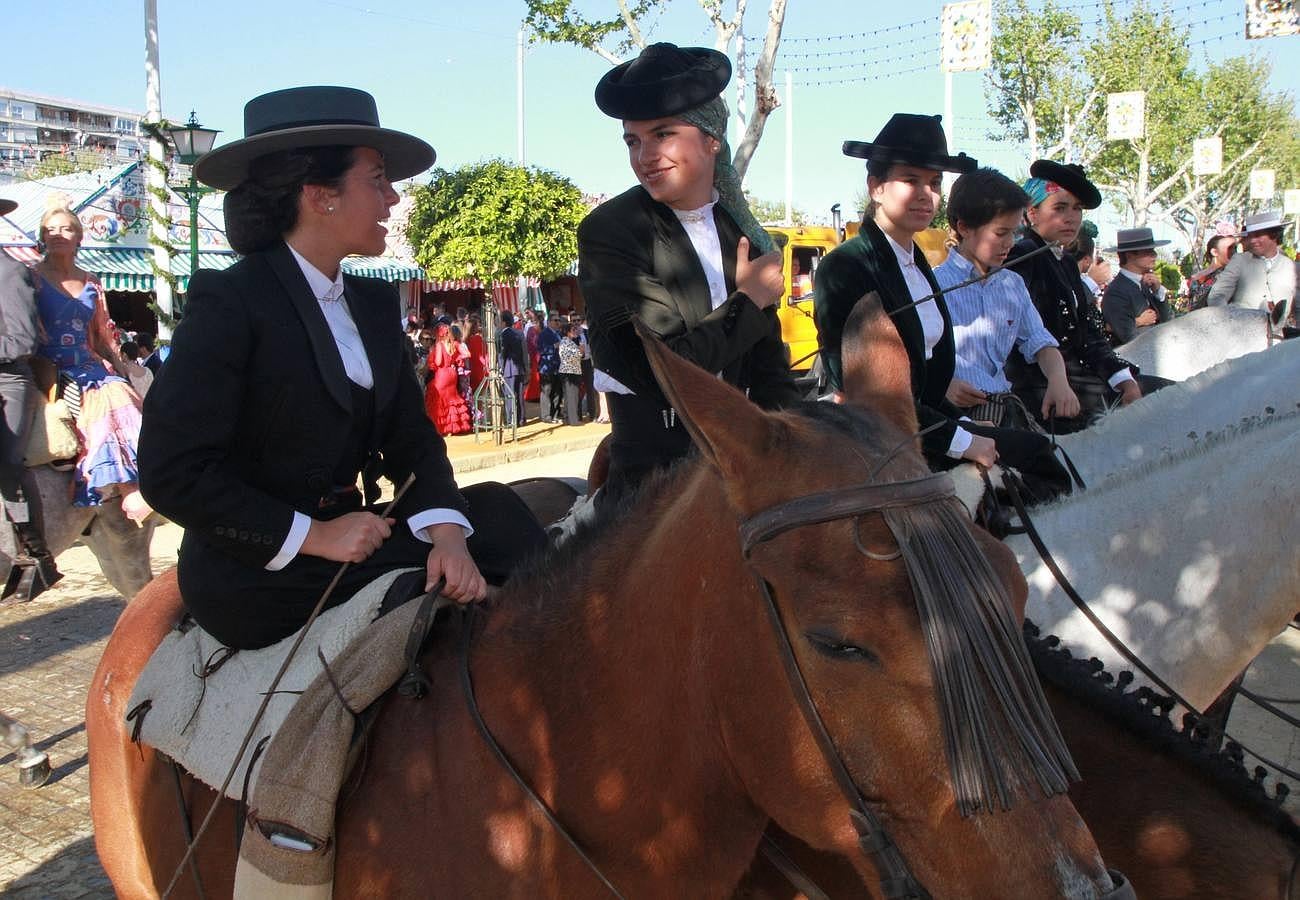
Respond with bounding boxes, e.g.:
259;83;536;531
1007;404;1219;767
739;471;954;900
463;466;1136;899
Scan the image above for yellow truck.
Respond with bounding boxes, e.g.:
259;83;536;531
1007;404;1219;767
766;212;950;372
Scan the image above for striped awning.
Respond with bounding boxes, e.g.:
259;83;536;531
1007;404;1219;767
3;246;425;291
341;256;424;281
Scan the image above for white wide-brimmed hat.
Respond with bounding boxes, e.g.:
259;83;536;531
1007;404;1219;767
1237;210;1293;236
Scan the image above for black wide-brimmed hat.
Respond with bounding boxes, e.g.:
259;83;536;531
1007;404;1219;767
842;113;976;174
0;197;15;216
1104;227;1171;254
1028;159;1101;209
193;86;435;191
595;43;731;120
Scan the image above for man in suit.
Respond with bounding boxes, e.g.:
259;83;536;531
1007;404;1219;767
1209;210;1297;337
497;310;529;426
0;197;62;601
1101;228;1173;345
137;334;162;374
579;43;799;507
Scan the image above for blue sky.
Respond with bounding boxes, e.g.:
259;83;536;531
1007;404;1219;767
6;0;1297;244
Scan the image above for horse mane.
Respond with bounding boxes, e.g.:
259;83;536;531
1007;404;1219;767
1024;621;1300;844
1043;409;1300;508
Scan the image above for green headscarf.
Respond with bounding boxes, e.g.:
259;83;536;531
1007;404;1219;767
678;97;775;255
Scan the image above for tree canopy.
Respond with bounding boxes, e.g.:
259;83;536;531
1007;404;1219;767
404;159;586;284
985;0;1299;248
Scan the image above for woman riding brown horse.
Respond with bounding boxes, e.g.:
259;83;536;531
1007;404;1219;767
88;298;1135;897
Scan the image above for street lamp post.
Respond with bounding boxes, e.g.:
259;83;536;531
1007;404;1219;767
166;112;220;303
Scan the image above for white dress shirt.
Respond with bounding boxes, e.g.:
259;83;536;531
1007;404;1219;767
265;246;471;572
883;234;972;458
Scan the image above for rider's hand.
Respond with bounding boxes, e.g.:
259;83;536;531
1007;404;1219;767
301;512;394;563
735;237;783;311
423;523;487;603
1041;381;1081;420
945;378;987;408
1118;379;1143;406
961;434;998;468
1135;308;1158;327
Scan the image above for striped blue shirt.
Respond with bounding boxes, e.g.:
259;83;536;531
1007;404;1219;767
934;249;1058;393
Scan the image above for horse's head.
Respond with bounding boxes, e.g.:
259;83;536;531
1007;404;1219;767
638;299;1129;899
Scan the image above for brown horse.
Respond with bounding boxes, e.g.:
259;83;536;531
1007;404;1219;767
88;308;1130;897
738;627;1300;899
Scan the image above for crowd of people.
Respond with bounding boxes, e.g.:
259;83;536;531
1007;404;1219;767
406;303;607;436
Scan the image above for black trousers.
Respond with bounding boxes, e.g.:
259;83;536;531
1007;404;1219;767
506;373;527;426
1010;358;1174;435
580;360;596;419
0;363;43;528
560;373;582;425
179;481;548;650
596;392;693;514
539;373;563;423
928;421;1073;505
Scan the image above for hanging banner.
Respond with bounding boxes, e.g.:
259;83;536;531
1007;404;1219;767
1192;137;1223;176
1283;189;1300;216
941;1;993;72
1246;0;1300;38
1106;91;1146;141
1249;169;1276;201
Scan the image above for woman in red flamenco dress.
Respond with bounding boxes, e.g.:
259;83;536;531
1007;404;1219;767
424;323;472;436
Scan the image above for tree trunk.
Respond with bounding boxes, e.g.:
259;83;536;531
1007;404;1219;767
731;0;787;179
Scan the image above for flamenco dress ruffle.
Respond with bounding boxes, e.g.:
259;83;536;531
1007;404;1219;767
63;361;144;507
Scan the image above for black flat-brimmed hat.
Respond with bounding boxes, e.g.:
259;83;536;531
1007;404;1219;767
1028;159;1101;209
842;113;976;174
0;197;15;216
595;43;731;120
1104;227;1171;253
193;86;435;191
1238;209;1293;236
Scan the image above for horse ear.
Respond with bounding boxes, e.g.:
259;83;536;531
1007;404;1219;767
840;290;919;436
637;321;774;480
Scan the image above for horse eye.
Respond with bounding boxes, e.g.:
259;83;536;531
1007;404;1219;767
806;633;879;665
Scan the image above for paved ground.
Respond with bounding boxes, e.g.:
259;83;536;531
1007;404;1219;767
0;434;1296;896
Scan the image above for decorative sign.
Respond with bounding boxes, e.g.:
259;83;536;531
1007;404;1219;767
941;1;992;72
1249;168;1276;201
1192;137;1223;176
1106;91;1146;141
1246;0;1300;39
1283;189;1300;216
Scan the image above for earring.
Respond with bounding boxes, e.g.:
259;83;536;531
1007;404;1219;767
326;206;335;214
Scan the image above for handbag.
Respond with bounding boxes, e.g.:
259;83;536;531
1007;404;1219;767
26;393;80;468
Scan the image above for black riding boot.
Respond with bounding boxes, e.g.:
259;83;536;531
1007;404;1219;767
3;524;64;602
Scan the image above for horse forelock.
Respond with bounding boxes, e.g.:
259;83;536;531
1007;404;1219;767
1025;622;1300;846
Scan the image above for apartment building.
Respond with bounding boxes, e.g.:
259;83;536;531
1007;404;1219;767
0;87;146;169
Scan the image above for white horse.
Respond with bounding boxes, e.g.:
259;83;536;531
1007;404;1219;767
1005;411;1299;711
0;465;156;600
1112;305;1272;382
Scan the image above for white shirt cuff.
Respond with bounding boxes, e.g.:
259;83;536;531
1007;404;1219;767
946;426;974;459
265;511;311;572
408;508;474;543
1107;368;1136;390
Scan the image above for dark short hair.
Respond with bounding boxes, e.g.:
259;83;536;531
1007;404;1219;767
947;168;1029;239
137;334;155;351
223;146;356;254
500;310;515;326
1250;226;1284;244
1067;231;1095;260
120;341;139;359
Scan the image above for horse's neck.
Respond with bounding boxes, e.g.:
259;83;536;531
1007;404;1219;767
1059;340;1300;485
1011;420;1300;710
463;466;778;888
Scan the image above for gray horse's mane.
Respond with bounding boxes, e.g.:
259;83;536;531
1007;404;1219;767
1041;409;1300;513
